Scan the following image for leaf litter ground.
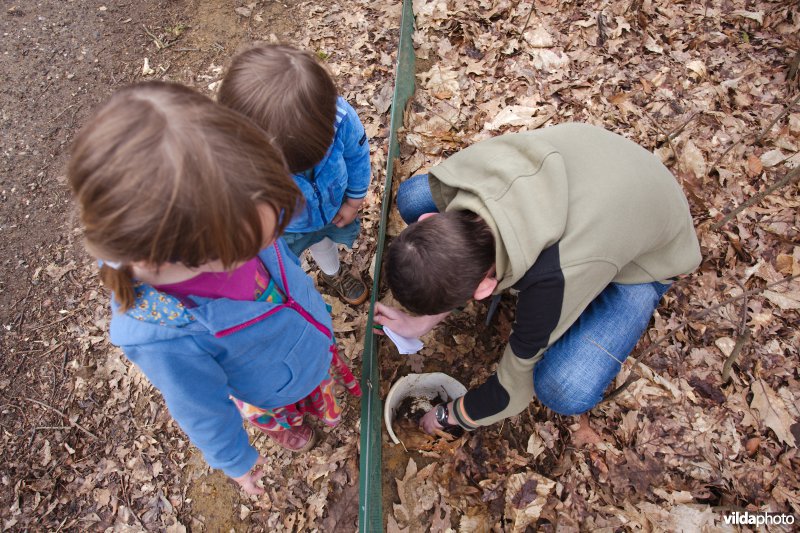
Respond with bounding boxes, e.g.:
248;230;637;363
1;0;799;531
1;0;398;530
379;0;799;531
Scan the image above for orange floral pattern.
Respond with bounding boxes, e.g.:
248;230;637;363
233;345;361;431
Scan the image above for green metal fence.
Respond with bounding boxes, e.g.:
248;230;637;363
358;0;416;530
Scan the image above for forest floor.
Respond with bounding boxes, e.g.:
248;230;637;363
1;0;799;531
379;1;800;531
1;0;397;530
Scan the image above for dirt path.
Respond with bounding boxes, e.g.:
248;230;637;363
1;0;317;315
1;0;397;529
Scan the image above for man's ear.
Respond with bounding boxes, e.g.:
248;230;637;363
473;275;498;301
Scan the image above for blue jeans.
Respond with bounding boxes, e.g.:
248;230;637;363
534;281;670;415
395;173;670;415
282;218;361;257
397;174;439;223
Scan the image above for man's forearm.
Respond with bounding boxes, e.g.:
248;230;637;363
452;344;542;429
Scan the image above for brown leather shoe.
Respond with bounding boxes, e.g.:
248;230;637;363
320;270;369;306
260;424;316;453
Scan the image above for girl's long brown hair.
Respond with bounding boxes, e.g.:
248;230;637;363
218;44;338;173
68;81;302;311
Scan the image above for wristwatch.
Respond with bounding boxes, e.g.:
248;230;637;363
434;403;455;428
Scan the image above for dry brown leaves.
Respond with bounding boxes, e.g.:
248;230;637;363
1;0;399;530
382;0;800;530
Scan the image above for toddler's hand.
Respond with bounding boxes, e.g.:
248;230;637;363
233;455;268;495
332;197;363;228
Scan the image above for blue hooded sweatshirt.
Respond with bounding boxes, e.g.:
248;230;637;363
286;97;371;233
108;240;334;477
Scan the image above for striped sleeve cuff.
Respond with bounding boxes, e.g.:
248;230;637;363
452;396;479;431
345;188;368;199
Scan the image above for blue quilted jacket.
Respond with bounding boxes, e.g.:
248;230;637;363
286;97;371;233
108;240;334;477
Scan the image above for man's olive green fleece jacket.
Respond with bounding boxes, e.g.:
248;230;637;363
427;123;701;428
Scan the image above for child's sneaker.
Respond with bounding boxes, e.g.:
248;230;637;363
260;424;316;453
320;270;368;306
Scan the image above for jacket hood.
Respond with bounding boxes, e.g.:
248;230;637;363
109;242;298;346
109;298;289;346
429;132;568;290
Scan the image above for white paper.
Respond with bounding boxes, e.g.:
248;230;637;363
383;326;424;355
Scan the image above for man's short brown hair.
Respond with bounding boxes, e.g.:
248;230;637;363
385;211;495;315
218;44;338;173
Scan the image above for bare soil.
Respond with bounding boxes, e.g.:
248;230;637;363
1;0;397;530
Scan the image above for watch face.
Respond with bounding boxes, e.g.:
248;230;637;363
436;404;448;425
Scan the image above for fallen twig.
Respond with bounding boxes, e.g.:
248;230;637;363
142;25;169;50
24;396;99;440
711;166;800;230
718;278;753;383
640;273;800;362
602;372;641;404
644;109;678;160
645;110;699;162
711;92;800;170
721;329;751;384
53;516;70;533
517;1;535;37
754;92;800;145
710;136;743;172
788;50;800;81
735;278;749;336
605;273;800;404
8;285;33;311
25;311;76;332
49;104;81;124
665;111;700;142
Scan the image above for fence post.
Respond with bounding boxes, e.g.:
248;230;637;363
358;0;416;530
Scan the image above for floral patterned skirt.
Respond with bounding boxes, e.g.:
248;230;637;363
233;345;361;431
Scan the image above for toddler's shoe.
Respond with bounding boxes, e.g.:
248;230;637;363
320;269;368;306
261;424;316;453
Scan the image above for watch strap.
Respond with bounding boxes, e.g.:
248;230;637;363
435;403;453;427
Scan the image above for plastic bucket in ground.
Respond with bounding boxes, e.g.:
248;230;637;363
384;372;467;445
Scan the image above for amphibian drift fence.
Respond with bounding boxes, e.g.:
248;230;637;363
358;0;415;530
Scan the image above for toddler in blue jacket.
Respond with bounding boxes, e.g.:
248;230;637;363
219;44;372;306
68;81;361;495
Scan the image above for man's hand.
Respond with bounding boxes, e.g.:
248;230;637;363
373;302;449;338
419;401;457;435
332;197;364;228
232;455;268;495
